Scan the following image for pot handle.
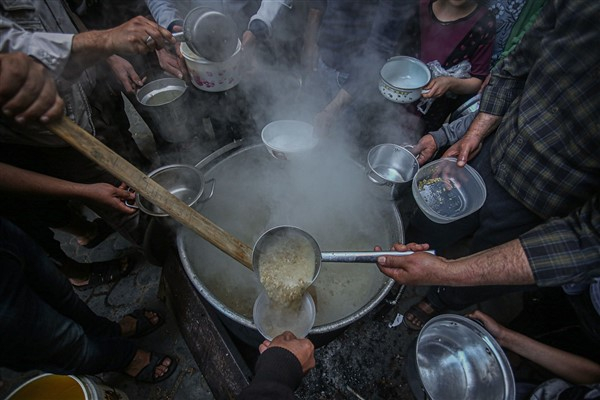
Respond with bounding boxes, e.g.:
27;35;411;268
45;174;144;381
198;178;215;203
172;31;185;42
421;89;430;95
125;187;139;209
367;169;387;185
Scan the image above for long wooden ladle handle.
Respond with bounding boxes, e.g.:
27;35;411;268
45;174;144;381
47;115;253;269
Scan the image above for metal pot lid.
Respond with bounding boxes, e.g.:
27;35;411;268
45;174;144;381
184;7;238;62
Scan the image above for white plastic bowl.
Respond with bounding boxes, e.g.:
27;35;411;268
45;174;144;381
180;40;242;92
412;158;486;224
261;120;318;160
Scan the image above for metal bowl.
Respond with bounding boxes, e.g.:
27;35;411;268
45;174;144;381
416;315;515;400
379;56;431;103
137;164;209;217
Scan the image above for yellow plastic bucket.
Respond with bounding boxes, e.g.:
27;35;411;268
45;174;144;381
5;373;128;400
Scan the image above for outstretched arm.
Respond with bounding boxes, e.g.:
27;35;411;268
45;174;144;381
376;240;534;287
469;310;600;384
0;162;135;214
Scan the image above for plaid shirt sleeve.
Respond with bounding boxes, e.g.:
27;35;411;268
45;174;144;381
479;0;559;117
479;75;524;116
520;194;600;287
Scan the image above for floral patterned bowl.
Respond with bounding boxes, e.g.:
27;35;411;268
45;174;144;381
181;40;242;92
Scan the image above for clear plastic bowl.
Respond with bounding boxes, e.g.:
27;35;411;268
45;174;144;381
412;158;486;224
253;290;315;340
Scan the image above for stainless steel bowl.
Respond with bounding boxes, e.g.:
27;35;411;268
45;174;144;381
416;315;515;400
136;164;212;217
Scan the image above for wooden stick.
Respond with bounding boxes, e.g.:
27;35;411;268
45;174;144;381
47;116;253;269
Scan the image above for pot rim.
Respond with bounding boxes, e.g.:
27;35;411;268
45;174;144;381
135;77;188;107
180;39;242;64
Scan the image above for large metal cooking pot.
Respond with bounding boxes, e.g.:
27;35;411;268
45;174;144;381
177;144;402;347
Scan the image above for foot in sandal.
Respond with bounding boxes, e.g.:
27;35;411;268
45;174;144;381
403;297;444;331
124;349;178;383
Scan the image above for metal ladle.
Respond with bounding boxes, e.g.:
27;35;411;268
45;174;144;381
253;226;435;285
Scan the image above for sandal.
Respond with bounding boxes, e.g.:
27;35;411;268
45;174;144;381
126;309;165;339
133;352;178;383
73;255;136;291
82;219;115;249
403;298;444;331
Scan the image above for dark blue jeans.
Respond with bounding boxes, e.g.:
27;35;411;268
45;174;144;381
406;137;542;310
0;218;136;374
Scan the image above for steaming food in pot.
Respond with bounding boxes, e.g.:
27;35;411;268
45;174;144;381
177;144;401;338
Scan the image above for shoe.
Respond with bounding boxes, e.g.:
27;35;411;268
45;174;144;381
133;352;178;383
72;255;136;291
82;219;115;249
403;297;444;331
126;309;165;339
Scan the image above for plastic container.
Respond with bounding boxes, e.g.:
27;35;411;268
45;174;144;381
180;40;242;92
5;373;128;400
253;290;316;340
412;157;486;224
261;120;318;160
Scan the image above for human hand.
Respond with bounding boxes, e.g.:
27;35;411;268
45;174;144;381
259;331;315;375
0;53;64;124
442;135;483;166
479;74;491;94
313;108;336;137
83;182;137;215
375;242;448;285
422;76;453;99
301;42;319;76
104;16;175;55
242;30;257;50
155;48;186;80
466;310;508;346
106;55;146;94
411;134;437;165
241;31;259;73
